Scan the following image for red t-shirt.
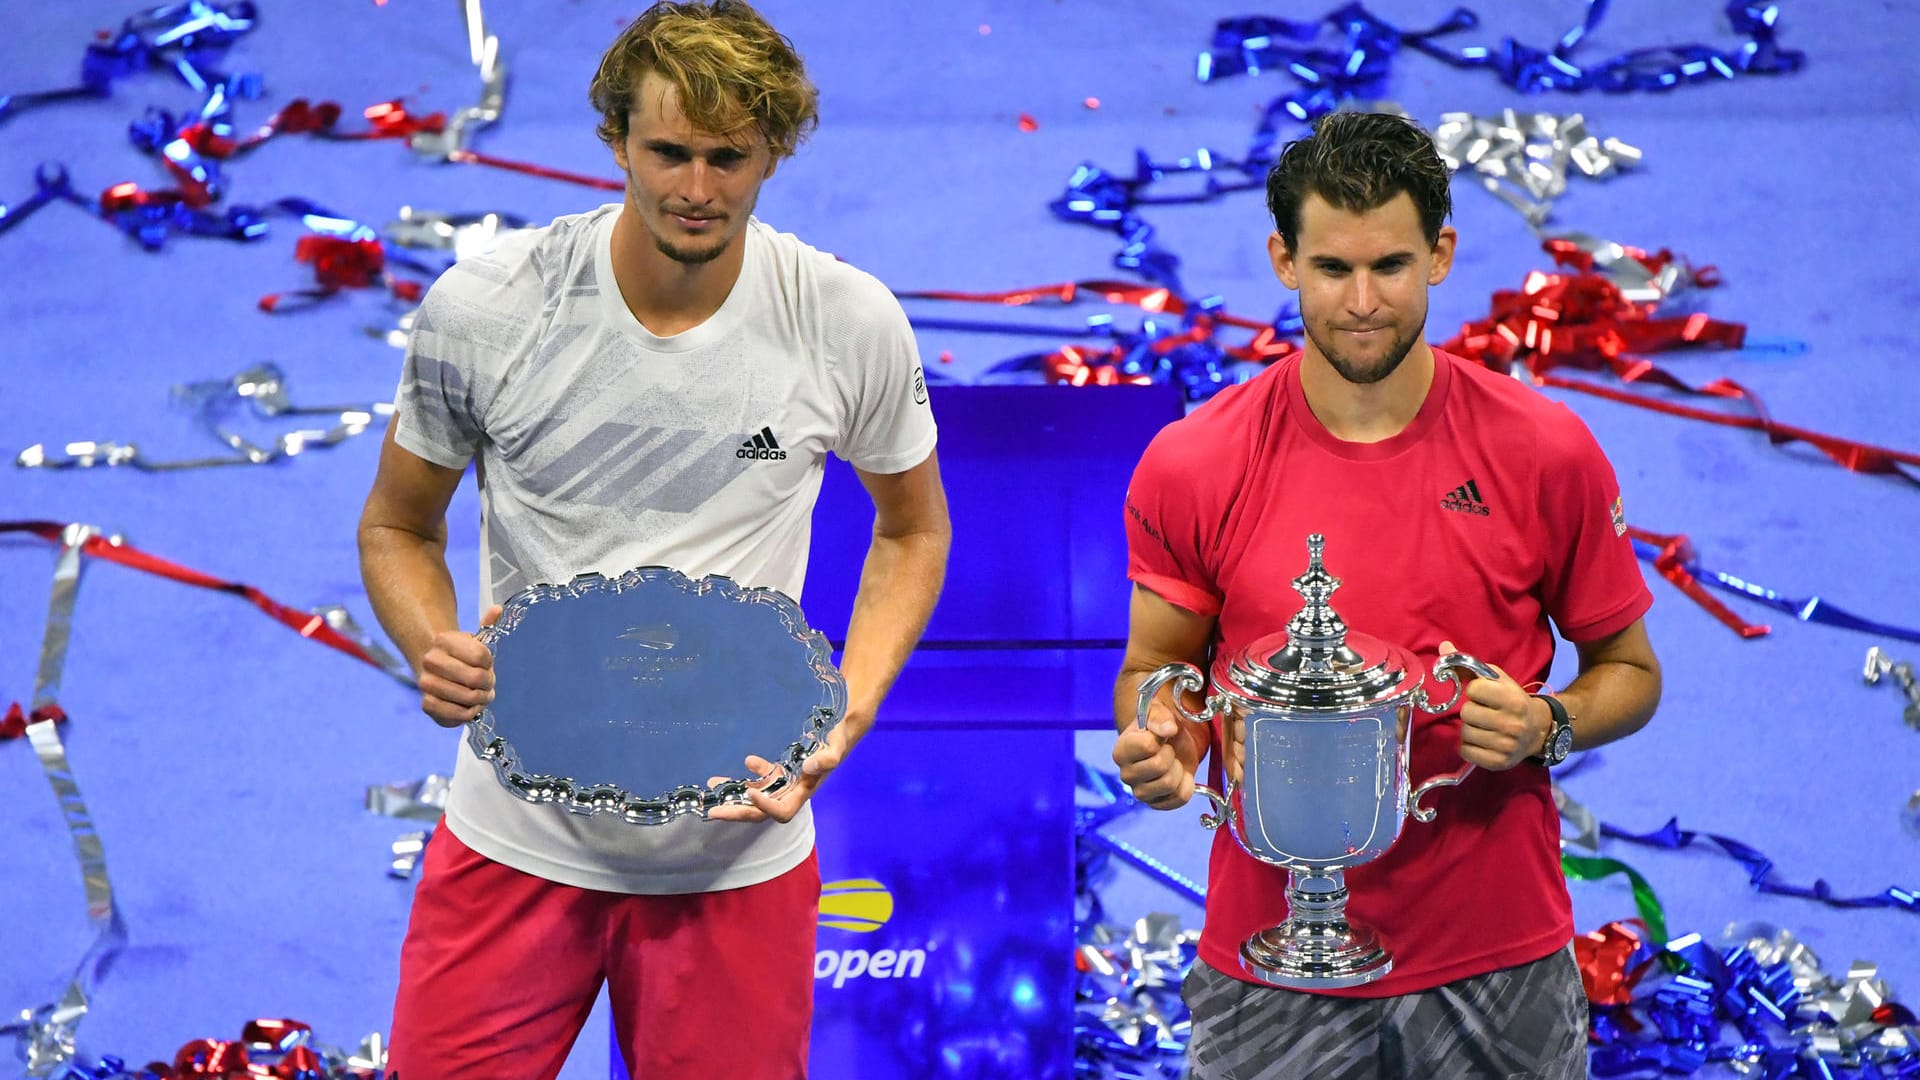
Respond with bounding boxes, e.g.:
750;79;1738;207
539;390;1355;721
1124;347;1653;997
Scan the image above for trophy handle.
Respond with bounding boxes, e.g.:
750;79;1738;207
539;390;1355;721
1134;662;1214;729
1408;763;1474;824
1136;665;1234;831
1407;649;1498;823
1195;781;1237;831
1416;650;1501;715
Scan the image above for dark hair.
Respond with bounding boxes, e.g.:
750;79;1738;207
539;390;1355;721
1264;112;1451;253
589;0;818;158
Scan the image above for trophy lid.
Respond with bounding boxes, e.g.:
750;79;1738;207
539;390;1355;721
1219;534;1420;712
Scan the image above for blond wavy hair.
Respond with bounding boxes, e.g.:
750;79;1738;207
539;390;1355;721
590;1;819;158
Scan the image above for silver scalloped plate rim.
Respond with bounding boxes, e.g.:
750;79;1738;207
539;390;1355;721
466;565;845;825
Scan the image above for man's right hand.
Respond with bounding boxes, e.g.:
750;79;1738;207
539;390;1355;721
1111;584;1219;811
1113;697;1208;810
417;605;502;727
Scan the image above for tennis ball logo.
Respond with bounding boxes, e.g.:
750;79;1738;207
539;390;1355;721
818;878;893;932
815;878;926;987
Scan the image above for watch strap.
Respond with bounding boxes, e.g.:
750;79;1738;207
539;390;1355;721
1529;692;1571;766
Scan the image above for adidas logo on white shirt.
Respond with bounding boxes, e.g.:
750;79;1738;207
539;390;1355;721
737;426;788;461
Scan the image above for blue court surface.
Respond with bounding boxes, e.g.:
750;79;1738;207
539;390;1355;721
2;1;1916;1076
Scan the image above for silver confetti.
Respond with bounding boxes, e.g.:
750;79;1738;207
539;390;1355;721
1553;779;1603;852
388;830;432;879
367;774;451;822
1865;646;1920;731
368;207;534;347
410;0;506;160
16;364;393;471
1078;913;1199;1059
340;1031;388;1075
385;205;530;259
312;606;417;687
1715;922;1920;1069
1433;110;1642;229
1535;229;1709;305
1863;647;1920;834
0;526;127;1076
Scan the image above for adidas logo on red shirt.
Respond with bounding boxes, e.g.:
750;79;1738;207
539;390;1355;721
1441;479;1490;516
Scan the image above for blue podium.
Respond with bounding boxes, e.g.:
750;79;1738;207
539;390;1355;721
611;384;1184;1079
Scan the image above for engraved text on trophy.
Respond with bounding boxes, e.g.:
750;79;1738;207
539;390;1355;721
1256;724;1382;786
605;623;702;685
599;624;715;732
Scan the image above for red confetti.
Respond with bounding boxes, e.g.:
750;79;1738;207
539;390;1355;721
175;121;238;158
1627;528;1769;639
978;24;991;35
0;522;410;681
360;99;446;139
260;234;427;313
1017;114;1038;132
1084;97;1101;109
297;234;385;289
99;181;154;212
240;1019;312;1052
1574;920;1652;1007
938;350;954;364
898;280;1286;342
895;280;1297;388
266;99;343;137
1444;241;1920;482
447;149;625;191
1;702;68;741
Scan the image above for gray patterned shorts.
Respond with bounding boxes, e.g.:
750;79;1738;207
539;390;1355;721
1183;946;1589;1079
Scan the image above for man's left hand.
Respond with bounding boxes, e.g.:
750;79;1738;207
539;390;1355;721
707;725;849;823
1441;639;1546;771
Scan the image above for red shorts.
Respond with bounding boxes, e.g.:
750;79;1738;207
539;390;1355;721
387;825;820;1080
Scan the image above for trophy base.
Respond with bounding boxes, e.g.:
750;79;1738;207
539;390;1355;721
1238;920;1392;990
1237;871;1391;989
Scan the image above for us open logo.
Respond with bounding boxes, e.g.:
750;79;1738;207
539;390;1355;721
815;878;928;988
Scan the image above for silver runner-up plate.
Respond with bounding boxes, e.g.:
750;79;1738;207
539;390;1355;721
469;566;845;825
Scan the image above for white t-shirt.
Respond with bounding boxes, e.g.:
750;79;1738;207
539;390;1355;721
391;204;937;894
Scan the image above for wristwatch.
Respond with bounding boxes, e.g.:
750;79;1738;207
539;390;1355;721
1530;693;1574;767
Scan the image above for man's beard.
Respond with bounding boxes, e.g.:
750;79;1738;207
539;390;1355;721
1303;316;1424;386
645;189;757;266
652;231;728;265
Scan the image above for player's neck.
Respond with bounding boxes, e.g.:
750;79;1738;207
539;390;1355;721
609;208;747;337
1298;341;1435;444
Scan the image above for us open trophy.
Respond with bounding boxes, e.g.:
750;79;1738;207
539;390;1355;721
469;566;844;825
1134;534;1498;988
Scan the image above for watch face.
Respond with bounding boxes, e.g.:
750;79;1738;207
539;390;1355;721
1549;726;1574;762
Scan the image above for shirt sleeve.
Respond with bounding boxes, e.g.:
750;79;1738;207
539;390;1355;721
1538;407;1655;642
1125;419;1225;617
388;253;530;469
826;270;938;474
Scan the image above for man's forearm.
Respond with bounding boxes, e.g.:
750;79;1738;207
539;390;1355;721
1113;666;1156;734
836;528;950;749
1552;660;1660;754
359;524;462;674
